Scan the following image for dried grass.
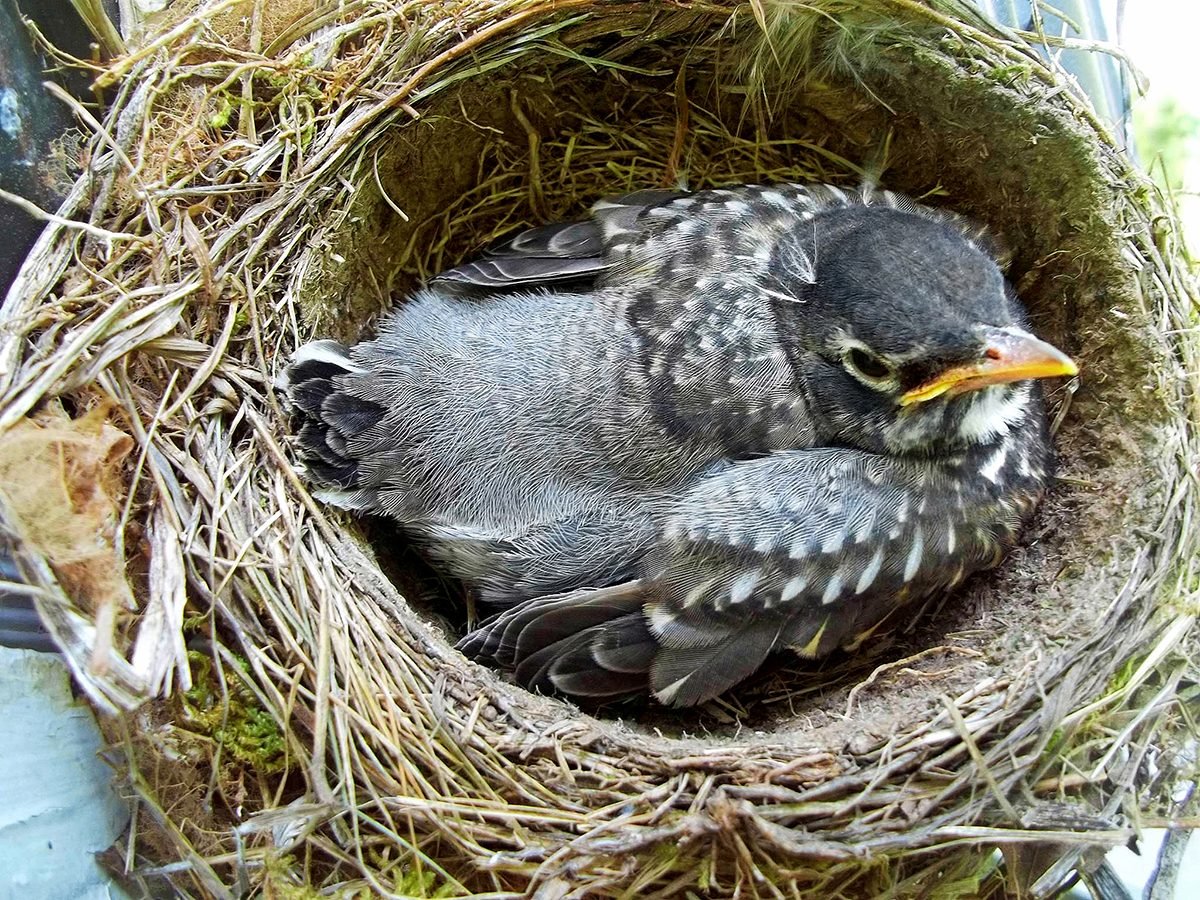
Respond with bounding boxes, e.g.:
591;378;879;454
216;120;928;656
1;0;1197;897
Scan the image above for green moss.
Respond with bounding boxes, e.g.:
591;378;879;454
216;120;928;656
989;62;1034;86
390;867;459;898
1042;727;1066;760
209;95;234;129
1105;655;1141;697
181;612;209;632
257;854;331;899
256;851;458;897
696;852;712;892
182;650;287;775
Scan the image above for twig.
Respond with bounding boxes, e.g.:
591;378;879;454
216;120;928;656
0;187;142;243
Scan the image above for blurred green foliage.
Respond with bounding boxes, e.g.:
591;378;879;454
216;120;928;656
1135;93;1200;261
1135;96;1200;191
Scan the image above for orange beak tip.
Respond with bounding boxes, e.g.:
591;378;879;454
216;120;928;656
899;330;1077;406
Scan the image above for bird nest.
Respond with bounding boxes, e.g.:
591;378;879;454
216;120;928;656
2;0;1198;896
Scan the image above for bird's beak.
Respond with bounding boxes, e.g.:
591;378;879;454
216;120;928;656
900;327;1077;406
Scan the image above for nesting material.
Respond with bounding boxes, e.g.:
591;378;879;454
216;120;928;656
0;409;133;617
1;0;1197;896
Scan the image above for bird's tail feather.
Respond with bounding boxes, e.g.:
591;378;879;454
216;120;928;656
458;580;785;707
649;622;782;708
458;581;657;701
283;340;385;507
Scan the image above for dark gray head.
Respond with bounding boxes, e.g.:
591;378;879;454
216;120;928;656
767;207;1075;453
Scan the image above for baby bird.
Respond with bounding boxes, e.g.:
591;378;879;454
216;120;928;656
284;183;1076;707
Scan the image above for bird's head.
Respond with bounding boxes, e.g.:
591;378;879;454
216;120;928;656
767;205;1076;454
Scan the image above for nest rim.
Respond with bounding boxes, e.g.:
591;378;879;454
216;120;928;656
2;0;1197;895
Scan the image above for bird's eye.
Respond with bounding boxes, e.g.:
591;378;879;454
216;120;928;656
845;346;893;382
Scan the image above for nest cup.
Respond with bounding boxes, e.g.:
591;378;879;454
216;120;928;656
2;0;1197;896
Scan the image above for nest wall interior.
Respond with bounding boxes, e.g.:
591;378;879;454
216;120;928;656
1;1;1197;896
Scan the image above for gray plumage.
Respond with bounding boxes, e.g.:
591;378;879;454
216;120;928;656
283;183;1073;707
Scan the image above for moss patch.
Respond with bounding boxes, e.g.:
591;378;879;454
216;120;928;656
182;650;288;776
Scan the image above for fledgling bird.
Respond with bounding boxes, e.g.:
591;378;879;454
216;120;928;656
283;183;1077;707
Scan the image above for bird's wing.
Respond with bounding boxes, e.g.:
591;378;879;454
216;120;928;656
461;447;1011;707
640;448;1002;707
431;183;1007;292
430;189;682;289
457;580;659;700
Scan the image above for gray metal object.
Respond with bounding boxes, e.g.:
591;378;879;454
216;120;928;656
972;0;1132;147
0;647;131;900
0;545;55;653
